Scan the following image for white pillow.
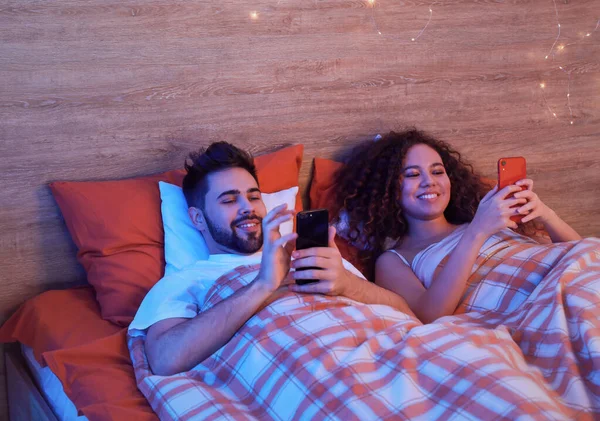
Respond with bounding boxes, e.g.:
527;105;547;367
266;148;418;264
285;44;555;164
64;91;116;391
159;181;299;275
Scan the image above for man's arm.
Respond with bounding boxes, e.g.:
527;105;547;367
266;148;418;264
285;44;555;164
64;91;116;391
145;204;297;376
146;281;273;376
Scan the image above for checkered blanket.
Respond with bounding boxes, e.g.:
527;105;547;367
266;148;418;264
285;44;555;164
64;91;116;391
129;237;600;420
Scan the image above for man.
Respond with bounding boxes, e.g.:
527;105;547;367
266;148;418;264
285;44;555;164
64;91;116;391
128;142;413;376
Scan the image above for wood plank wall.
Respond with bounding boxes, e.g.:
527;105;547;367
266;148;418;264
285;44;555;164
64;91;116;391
1;0;599;418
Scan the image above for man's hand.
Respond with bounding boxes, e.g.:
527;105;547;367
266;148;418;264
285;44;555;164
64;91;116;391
288;226;357;296
255;204;297;293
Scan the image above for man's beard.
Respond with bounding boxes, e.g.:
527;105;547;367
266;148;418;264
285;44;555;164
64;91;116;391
204;214;263;254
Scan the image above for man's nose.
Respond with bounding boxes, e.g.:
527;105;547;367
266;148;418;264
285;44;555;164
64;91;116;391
238;197;253;214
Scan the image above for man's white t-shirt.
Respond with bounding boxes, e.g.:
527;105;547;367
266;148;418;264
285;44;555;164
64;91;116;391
128;252;365;337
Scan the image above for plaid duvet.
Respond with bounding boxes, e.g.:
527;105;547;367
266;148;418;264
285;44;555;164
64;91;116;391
129;236;600;420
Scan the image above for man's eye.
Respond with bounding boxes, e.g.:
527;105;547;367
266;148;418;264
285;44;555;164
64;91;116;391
249;196;261;201
221;199;236;204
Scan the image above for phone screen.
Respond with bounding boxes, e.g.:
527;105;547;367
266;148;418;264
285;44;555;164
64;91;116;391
295;209;329;285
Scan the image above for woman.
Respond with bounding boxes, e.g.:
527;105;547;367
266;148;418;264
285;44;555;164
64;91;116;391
332;129;581;323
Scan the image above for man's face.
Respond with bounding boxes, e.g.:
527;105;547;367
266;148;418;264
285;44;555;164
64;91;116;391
198;167;267;254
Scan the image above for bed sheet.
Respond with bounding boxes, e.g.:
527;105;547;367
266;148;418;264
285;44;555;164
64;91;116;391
21;343;88;421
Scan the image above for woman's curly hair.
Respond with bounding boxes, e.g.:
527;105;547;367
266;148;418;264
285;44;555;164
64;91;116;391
332;129;489;275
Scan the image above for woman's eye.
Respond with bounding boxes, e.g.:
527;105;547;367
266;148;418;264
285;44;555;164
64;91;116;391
433;171;445;175
405;173;419;178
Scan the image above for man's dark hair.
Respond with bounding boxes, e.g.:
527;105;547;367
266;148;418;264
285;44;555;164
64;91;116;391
182;142;258;209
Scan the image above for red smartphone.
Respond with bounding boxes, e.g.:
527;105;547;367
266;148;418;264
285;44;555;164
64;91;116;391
295;209;329;285
498;157;527;224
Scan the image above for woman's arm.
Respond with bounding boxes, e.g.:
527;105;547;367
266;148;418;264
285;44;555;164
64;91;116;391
375;227;487;324
375;184;525;323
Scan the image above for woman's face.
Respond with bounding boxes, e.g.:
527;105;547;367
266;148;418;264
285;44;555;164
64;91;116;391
399;144;451;221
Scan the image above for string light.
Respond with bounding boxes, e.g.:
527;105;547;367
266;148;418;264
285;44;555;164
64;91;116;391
250;11;258;20
411;7;433;42
559;66;574;124
368;1;433;42
545;0;560;59
367;0;383;36
539;81;558;119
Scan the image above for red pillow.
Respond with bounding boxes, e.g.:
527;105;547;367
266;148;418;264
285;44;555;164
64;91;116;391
50;145;304;326
43;329;157;421
0;287;121;365
309;158;366;274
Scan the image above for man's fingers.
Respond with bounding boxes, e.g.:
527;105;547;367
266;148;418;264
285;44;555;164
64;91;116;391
265;213;294;232
289;280;331;295
263;204;294;224
274;232;298;249
328;226;338;250
292;268;329;282
292;256;329;270
293;246;336;260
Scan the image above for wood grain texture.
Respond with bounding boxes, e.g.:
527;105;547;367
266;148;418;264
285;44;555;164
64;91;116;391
1;0;599;415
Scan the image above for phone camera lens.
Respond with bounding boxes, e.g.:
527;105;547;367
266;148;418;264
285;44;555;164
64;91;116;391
501;160;506;166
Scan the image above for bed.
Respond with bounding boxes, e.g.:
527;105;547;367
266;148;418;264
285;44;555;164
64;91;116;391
2;143;600;420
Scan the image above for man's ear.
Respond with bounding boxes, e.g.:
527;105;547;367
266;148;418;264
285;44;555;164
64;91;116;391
188;207;208;233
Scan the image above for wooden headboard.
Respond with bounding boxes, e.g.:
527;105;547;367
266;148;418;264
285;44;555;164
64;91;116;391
1;0;599;417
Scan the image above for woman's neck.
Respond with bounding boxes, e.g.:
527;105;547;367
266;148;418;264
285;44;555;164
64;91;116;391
405;216;456;243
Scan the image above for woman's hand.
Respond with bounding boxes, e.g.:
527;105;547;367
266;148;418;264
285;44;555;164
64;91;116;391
470;184;527;238
513;179;555;224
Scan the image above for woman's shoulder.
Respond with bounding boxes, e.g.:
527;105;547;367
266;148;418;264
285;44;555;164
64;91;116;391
377;247;412;268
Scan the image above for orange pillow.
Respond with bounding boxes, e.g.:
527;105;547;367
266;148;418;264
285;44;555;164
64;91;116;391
43;329;157;421
0;287;121;365
50;145;304;326
309;158;366;273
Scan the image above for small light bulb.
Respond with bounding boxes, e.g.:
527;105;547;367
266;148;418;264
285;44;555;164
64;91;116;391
553;113;557;117
411;38;415;42
559;66;563;70
250;11;258;20
558;45;564;50
378;31;382;35
570;121;574;125
567;93;570;97
429;8;432;12
586;33;591;37
545;55;549;59
368;0;375;5
540;83;546;89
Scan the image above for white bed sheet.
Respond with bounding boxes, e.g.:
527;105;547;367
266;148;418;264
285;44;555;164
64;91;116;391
21;343;89;421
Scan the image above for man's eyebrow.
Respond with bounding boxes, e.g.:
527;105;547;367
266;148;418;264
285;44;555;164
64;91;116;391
217;189;240;199
216;188;261;199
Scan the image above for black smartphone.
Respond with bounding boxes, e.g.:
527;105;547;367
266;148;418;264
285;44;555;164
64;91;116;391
295;209;329;285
